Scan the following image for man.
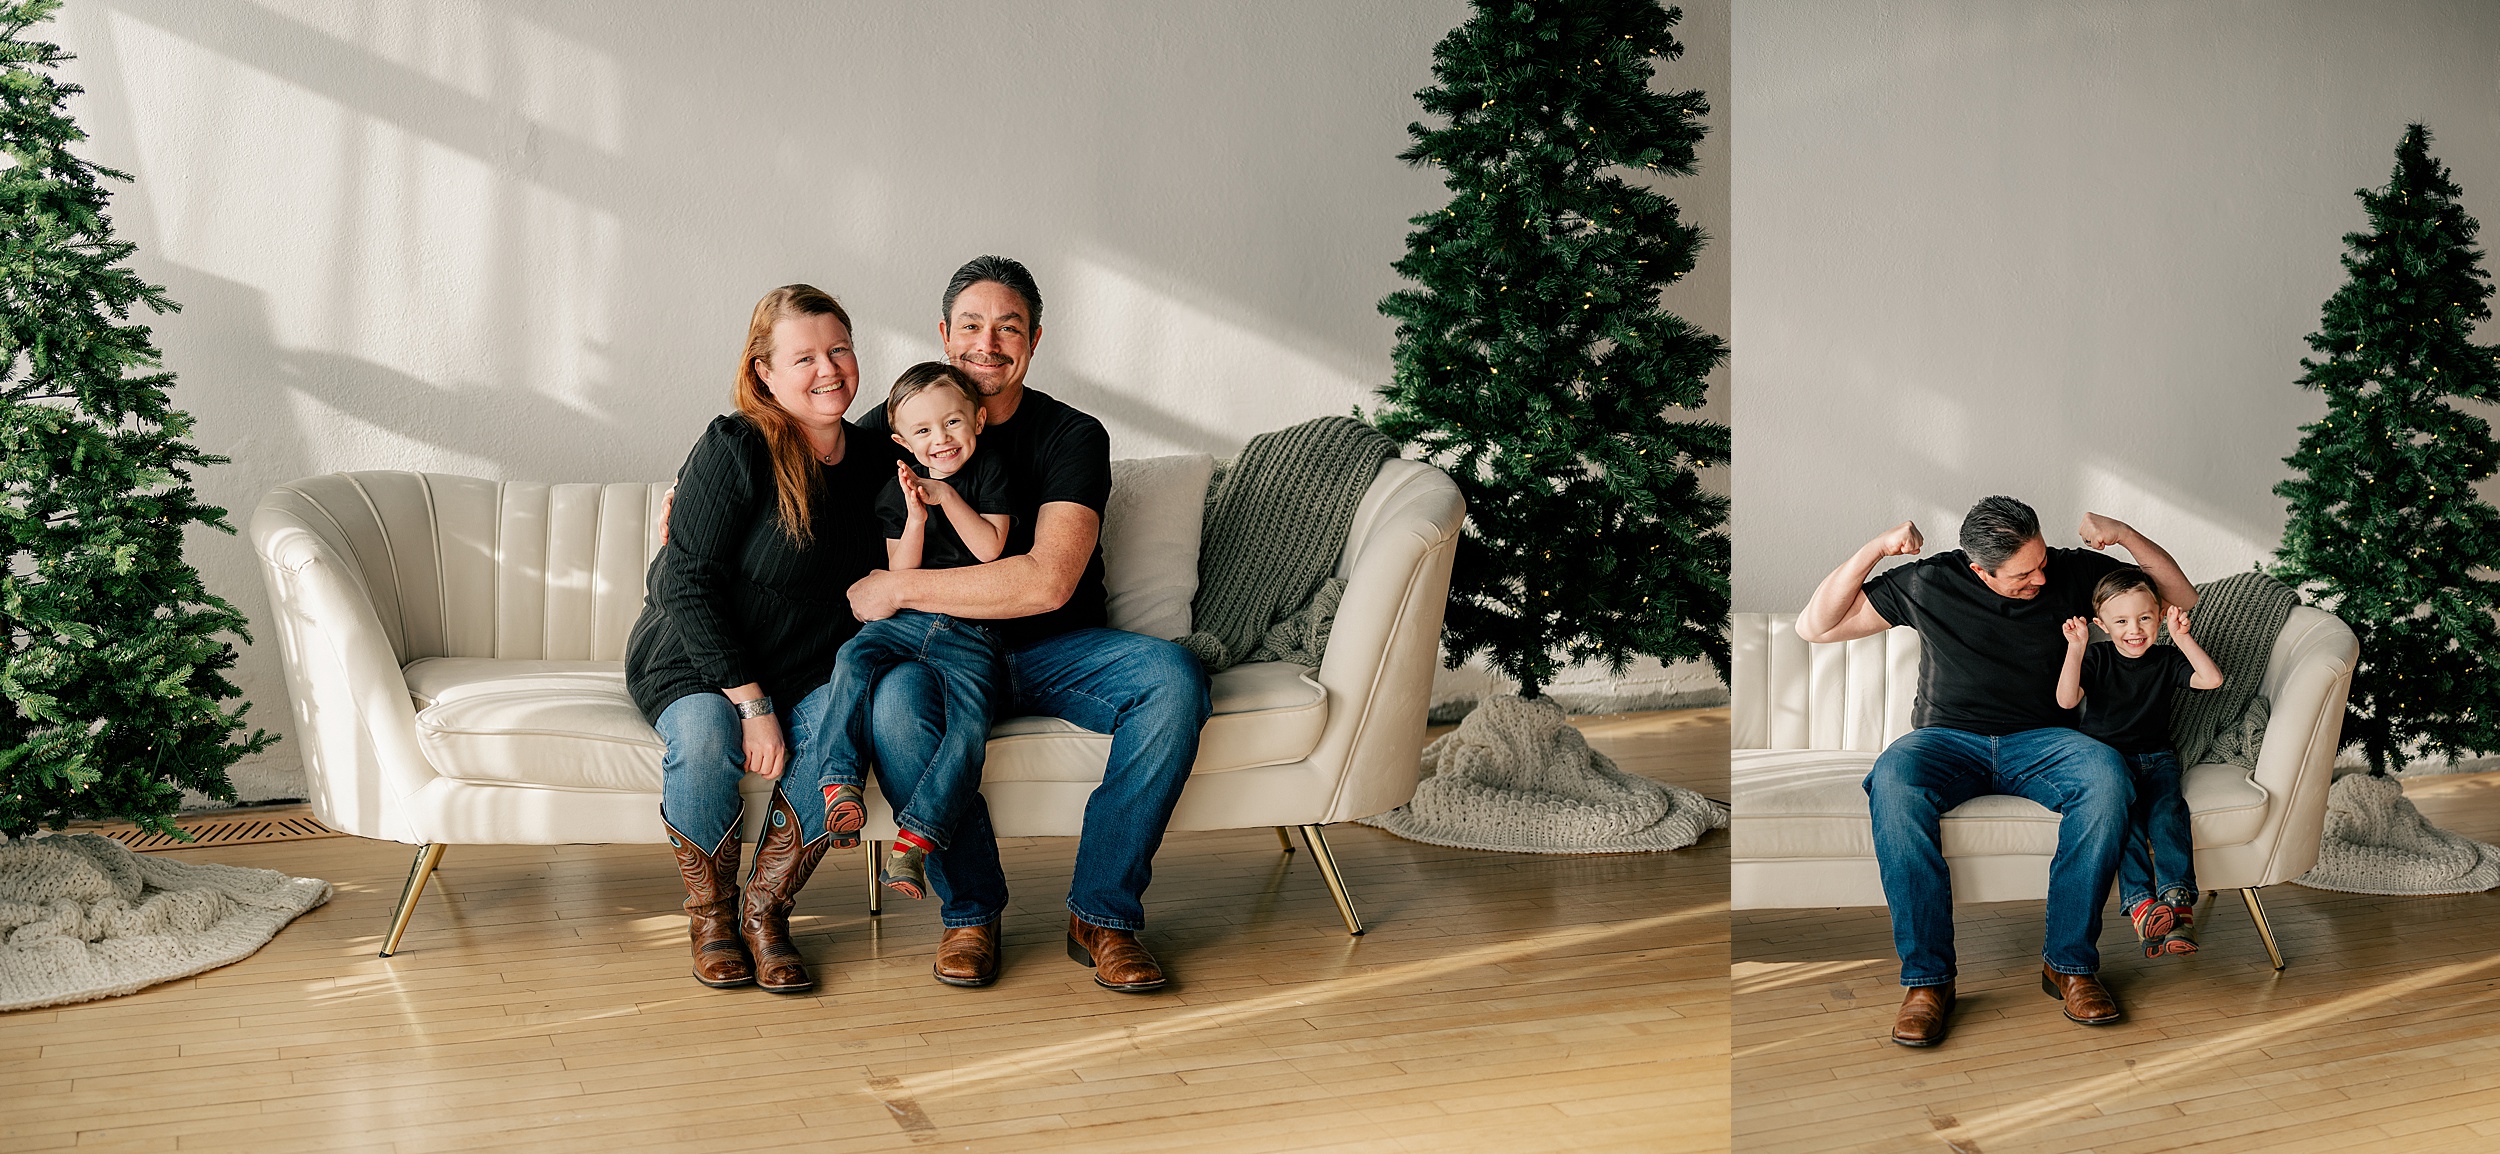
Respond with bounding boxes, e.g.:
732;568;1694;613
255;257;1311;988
1793;496;2198;1046
846;255;1211;993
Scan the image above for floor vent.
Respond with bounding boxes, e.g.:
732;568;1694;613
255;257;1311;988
89;810;344;853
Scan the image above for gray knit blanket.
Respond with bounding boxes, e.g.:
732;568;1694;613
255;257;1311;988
1180;417;1395;673
2168;571;2301;768
1359;695;1727;854
0;833;331;1012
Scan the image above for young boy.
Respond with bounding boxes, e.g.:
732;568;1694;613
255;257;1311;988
813;361;1014;900
2057;567;2224;957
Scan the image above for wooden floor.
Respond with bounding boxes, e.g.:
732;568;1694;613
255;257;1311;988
2;709;1728;1154
1733;770;2500;1154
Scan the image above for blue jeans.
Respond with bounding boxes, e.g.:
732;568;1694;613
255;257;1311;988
655;679;840;854
2116;749;2196;912
1864;726;2133;986
817;610;1006;848
865;627;1211;931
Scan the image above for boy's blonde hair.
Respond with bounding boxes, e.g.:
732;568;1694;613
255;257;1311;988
2090;567;2159;615
886;361;982;426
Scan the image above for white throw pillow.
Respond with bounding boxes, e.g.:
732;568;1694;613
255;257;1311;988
1099;454;1213;639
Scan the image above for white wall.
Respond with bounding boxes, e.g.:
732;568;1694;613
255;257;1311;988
1732;0;2500;612
51;0;1731;801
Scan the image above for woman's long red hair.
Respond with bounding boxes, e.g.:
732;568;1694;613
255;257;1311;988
733;284;853;546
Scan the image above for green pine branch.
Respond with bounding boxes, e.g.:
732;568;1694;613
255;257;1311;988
1376;0;1727;700
2271;122;2500;774
0;0;273;838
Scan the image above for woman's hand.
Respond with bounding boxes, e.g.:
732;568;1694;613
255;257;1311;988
741;712;787;779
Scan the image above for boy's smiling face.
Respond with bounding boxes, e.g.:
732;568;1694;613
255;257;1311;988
889;385;985;478
2094;588;2163;658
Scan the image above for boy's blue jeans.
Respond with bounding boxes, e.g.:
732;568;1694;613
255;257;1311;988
1863;726;2133;986
864;627;1210;932
2116;749;2197;913
655;679;841;853
819;610;1007;849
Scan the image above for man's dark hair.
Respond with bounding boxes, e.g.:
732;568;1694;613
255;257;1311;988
1960;495;2042;572
942;255;1043;330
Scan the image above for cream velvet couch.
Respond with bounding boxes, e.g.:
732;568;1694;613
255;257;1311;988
250;458;1464;955
1729;607;2357;969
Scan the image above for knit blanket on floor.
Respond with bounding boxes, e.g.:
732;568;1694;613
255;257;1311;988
2169;571;2301;769
1359;695;1728;854
1180;416;1395;673
0;833;331;1012
2294;772;2500;895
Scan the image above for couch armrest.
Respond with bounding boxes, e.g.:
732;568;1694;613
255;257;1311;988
1306;460;1465;823
2236;604;2360;886
252;496;437;844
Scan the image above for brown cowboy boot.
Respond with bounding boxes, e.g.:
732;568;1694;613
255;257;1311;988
2041;964;2123;1025
739;790;831;994
1066;914;1168;993
933;916;1002;988
1890;982;1955;1047
665;819;752;989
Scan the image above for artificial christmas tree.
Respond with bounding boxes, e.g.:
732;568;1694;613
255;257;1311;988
2272;123;2500;775
0;0;272;837
1375;0;1727;702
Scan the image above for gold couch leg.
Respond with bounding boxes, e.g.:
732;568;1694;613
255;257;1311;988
1274;826;1297;853
1298;824;1365;936
2241;887;2285;971
866;840;883;916
380;843;447;958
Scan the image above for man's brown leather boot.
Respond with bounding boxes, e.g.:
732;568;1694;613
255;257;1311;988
1890;982;1955;1047
738;791;830;994
2041;965;2123;1025
666;820;752;988
1065;914;1168;993
932;917;1001;987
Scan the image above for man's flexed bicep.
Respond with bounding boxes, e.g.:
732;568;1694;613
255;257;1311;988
1797;520;1920;644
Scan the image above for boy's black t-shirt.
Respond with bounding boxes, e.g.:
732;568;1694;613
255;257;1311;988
2078;642;2202;754
1861;546;2128;735
858;386;1111;648
874;450;1015;571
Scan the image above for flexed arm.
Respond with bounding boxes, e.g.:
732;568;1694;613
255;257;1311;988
1797;520;1922;643
2078;512;2198;611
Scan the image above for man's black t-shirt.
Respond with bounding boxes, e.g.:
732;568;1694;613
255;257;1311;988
1861;546;2128;735
2078;643;2201;754
859;387;1110;648
874;450;1015;571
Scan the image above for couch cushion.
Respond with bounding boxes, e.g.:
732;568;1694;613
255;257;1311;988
414;673;665;793
1732;747;2272;862
1099;454;1212;640
404;657;625;711
406;656;1325;793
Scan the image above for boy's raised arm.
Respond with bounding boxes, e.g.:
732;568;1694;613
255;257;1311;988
2056;617;2090;709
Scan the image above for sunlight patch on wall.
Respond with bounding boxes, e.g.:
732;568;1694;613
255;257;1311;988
107;8;624;419
2079;463;2272;580
1057;256;1374;457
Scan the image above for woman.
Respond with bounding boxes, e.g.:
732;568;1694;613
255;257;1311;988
625;284;893;993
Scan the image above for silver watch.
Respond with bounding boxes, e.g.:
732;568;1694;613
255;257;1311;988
734;696;775;720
